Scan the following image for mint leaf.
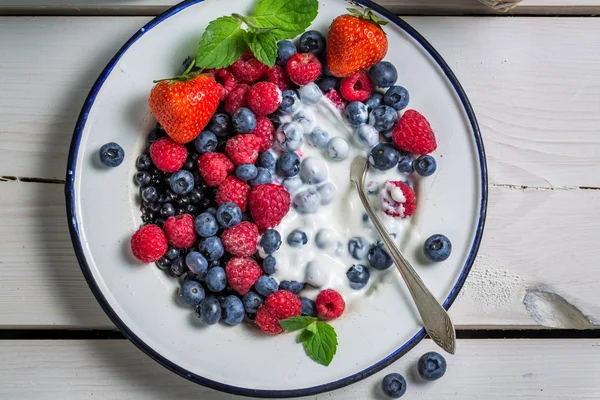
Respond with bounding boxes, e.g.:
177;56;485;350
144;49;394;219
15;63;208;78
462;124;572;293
298;329;314;343
196;16;247;69
302;322;338;366
306;321;317;334
246;31;278;67
279;316;317;332
253;0;318;40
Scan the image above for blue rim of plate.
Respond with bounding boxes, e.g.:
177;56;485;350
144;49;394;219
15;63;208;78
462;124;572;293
65;0;488;397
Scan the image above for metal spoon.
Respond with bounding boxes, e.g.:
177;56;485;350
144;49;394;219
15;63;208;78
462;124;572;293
350;156;456;354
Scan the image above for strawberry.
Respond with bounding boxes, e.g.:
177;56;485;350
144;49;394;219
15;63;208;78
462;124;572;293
327;8;388;78
148;75;220;144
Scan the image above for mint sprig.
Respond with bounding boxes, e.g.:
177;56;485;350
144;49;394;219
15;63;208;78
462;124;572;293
280;316;338;366
195;0;318;69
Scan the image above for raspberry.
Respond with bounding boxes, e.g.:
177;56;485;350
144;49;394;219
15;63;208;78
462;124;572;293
149;136;188;172
216;175;251;211
130;224;168;263
265;64;292;91
225;134;261;165
264;290;302;320
380;181;416;218
230;51;267;84
247;82;282;117
225;256;263;295
255;305;283;334
225;84;248;115
251;117;275;152
315;289;345;320
340;71;373;102
324;89;347;112
208;68;237;100
249;184;291;230
221;221;259;257
392;110;437;155
197;152;234;186
163;213;196;248
286;53;322;86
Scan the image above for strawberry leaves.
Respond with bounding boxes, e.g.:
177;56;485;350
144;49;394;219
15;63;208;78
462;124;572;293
279;316;338;366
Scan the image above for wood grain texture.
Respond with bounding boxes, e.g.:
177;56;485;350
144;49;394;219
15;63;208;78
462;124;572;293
1;180;598;328
1;339;599;399
1;17;599;186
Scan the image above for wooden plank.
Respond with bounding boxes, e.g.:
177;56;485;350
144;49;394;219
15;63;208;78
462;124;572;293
0;339;599;399
1;180;598;328
1;17;600;187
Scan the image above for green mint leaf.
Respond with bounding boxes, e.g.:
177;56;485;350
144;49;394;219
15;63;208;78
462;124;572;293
279;316;317;332
306;321;317;334
246;31;278;67
253;0;318;40
302;322;338;366
196;16;248;69
298;329;314;343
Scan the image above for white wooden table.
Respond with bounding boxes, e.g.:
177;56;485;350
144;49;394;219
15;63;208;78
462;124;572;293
1;1;600;398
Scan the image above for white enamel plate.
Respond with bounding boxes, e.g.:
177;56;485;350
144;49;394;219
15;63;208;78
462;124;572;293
66;0;487;397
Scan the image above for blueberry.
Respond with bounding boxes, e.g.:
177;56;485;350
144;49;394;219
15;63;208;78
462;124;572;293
365;92;383;110
262;255;277;275
168;257;187;277
354;124;379;149
236;164;258;181
257;151;276;173
136;153;152;170
414;155;437;177
279;90;302;114
179;280;205;307
308;127;329;149
199;236;224;261
276;122;304;151
99;142;124;167
287;229;308;247
369;105;398;132
194;130;218;154
384;86;410;111
283;175;303;194
195;212;219;237
322;62;334;77
206;207;217;215
293;188;321;214
344;102;369;126
141;186;158;203
205;266;227;292
277;151;301;177
298;30;326;56
254;275;279;297
241;292;265;317
298;82;322;105
279;280;304;294
417;352;447;381
293;108;315;134
198;296;221;325
146;129;163;146
299;157;328;184
317;76;339;92
169;170;194;195
348;237;369;260
300;297;317;317
368;241;393;270
156;257;171;270
423;234;451;262
188;187;203;204
315;228;336;249
134;171;151;186
232;107;257;134
397;155;415;173
381;373;407;398
316;182;337;205
216;202;242;228
369;61;398;88
185;251;208;278
165;247;181;261
249;167;272;186
219;295;245;326
260;229;282;254
369;143;399;170
346;264;370;290
159;203;175;219
326;137;350;161
277;40;297;66
207;113;231;137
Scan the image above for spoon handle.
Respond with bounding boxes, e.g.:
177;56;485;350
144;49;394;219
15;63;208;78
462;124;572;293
353;176;456;354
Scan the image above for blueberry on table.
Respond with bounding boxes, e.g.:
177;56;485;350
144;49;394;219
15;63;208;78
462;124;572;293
308;127;330;149
232;107;257;134
348;236;369;260
293;188;321;214
344;101;369;126
287;229;308;247
397;155;415;174
205;266;227;293
276;40;297;66
236;164;258;181
423;234;452;262
249;167;272;186
346;264;370;290
369;143;400;170
300;297;317;317
279;90;302;114
262;255;277;275
317;182;337;205
198;296;221;325
178;280;205;308
220;295;245;326
326;137;350;161
207;113;231;137
369;105;398;132
368;241;393;270
381;373;407;398
199;236;224;261
298;30;326;56
185;251;208;279
99;142;124;167
194;212;219;237
242;291;264;314
414;155;437;177
255;275;279;297
384;86;410;111
279;280;305;294
369;61;398;88
260;229;282;255
417;351;447;381
194;130;218;154
216;202;242;228
277;151;301;177
169;170;194;195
